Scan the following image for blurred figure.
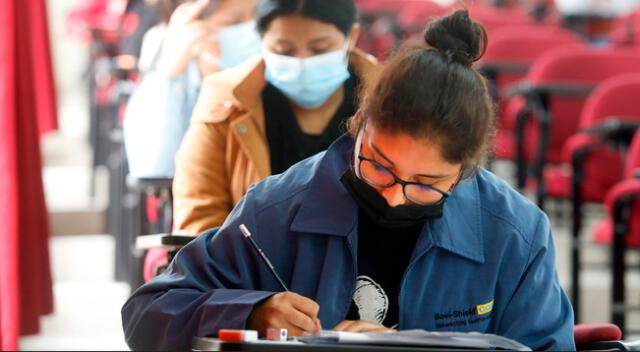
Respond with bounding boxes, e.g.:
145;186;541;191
124;0;260;178
173;0;380;235
555;0;639;42
555;0;639;17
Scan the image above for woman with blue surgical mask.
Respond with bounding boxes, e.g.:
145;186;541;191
172;0;380;235
123;0;261;179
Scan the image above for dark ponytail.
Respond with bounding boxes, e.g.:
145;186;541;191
350;9;495;178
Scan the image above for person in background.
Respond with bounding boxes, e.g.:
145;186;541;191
124;0;260;178
172;0;380;235
122;10;574;351
554;0;639;17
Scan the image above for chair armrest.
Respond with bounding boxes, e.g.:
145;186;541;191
505;81;533;98
505;81;594;99
605;179;640;215
563;133;602;162
126;176;174;192
575;323;622;345
136;233;195;251
477;62;530;75
582;117;640;147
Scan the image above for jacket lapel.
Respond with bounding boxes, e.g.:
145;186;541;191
229;112;271;179
228;59;271;179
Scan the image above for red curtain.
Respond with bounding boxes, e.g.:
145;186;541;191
0;0;57;349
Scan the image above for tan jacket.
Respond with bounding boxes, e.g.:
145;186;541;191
173;49;380;235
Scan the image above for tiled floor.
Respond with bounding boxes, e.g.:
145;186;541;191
20;235;130;350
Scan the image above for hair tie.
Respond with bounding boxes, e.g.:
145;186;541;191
443;49;456;62
443;49;473;67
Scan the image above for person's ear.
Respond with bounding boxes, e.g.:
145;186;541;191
348;23;360;50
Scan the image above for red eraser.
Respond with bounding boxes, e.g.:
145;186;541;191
218;329;258;342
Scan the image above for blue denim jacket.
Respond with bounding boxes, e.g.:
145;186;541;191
123;61;200;178
121;134;575;351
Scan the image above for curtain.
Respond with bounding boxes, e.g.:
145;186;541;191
0;0;57;349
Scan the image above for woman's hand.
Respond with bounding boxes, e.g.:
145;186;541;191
157;0;215;76
247;292;322;337
333;320;396;333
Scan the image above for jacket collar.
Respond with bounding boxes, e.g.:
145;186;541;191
289;135;359;236
290;134;485;264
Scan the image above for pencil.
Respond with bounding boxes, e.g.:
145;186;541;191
239;224;290;292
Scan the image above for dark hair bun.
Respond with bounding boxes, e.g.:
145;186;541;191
424;9;487;66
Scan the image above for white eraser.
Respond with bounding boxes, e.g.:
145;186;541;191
266;328;288;341
243;330;258;341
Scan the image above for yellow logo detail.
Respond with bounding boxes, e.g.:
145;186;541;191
476;300;494;315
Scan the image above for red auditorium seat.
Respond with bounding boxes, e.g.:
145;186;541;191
499;47;640;205
574;323;626;350
465;2;539;31
600;132;640;245
591;130;640;334
481;25;581;98
480;26;583;162
395;1;446;33
356;0;412;14
542;74;640;322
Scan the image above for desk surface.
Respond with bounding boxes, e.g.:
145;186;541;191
192;337;483;352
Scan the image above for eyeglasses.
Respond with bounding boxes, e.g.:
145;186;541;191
356;154;451;206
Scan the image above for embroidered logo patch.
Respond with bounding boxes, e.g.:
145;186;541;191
476;300;494;315
434;299;495;328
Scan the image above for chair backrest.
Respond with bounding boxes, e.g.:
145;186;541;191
574;75;640;196
624;131;640;247
481;26;584;113
528;48;640;84
523;47;640;163
581;74;640;129
465;3;537;32
127;176;174;235
634;10;640;47
626;129;640;178
357;0;423;15
396;1;446;30
483;26;582;64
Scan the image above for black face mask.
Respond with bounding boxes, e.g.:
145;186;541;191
340;168;445;228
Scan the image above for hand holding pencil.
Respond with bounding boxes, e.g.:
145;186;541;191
241;224;322;337
247;291;322;337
